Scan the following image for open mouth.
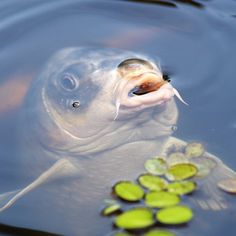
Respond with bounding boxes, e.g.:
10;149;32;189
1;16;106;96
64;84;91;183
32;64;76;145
114;67;187;119
128;72;167;96
122;71;172;104
115;59;187;119
114;71;174;119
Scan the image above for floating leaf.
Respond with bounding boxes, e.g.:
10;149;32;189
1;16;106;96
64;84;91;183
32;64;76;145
168;152;189;166
113;181;144;202
115;207;154;229
185;142;204;158
138;174;168;191
190;156;217;178
145;229;176;236
145;191;180;208
145;158;167;175
156;205;193;225
102;203;121;216
218;178;236;193
167;181;197;195
166;163;198;181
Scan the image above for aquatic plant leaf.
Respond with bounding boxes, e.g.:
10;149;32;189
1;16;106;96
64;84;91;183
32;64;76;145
102;203;121;216
217;178;236;193
168;152;189;166
145;158;167;175
166;163;198;181
115;207;154;229
185;142;204;158
156;205;193;224
145;229;176;236
114;181;144;201
167;181;197;195
138;174;168;191
190;156;217;178
145;191;180;208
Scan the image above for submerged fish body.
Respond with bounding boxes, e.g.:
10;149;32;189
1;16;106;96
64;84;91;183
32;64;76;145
0;48;179;235
0;47;235;236
21;47;178;178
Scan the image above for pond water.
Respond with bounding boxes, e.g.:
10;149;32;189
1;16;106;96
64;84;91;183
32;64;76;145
0;0;236;235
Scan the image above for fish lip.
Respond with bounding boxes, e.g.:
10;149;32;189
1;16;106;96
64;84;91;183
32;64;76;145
127;83;174;108
115;72;175;110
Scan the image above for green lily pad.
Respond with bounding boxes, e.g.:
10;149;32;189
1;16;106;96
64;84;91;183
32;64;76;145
145;158;167;175
166;163;198;181
168;152;189;166
145;229;176;236
113;181;144;202
138;174;168;191
145;191;180;208
115;207;154;229
167;181;197;195
102;203;121;216
218;178;236;193
156;205;193;225
185;142;204;158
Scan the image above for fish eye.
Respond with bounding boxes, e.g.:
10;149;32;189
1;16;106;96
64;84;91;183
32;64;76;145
117;58;153;70
59;74;79;91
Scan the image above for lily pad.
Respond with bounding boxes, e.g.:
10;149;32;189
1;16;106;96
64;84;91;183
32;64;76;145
156;205;193;225
145;229;176;236
190;156;217;178
168;152;189;166
218;178;236;193
145;191;180;208
138;174;168;191
145;158;167;175
167;181;197;195
166;163;198;181
102;203;121;216
115;207;154;229
185;142;204;158
113;181;144;202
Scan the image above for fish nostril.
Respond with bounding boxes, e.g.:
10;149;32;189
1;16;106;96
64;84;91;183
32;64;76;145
72;101;80;108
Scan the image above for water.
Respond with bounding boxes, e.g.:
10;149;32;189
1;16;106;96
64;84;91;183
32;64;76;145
0;0;236;235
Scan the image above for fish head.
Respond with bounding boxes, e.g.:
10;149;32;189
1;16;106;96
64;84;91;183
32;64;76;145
26;47;178;155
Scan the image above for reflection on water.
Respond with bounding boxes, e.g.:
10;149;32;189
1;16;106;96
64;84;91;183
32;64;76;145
125;0;204;9
125;0;177;8
0;223;59;236
174;0;204;8
0;0;236;235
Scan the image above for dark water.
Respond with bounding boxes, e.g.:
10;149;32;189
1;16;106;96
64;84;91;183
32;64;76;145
0;0;236;235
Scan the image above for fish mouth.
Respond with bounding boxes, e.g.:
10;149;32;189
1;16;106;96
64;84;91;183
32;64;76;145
128;72;167;96
115;71;175;111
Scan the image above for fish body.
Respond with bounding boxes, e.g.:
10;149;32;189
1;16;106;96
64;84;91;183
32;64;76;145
0;48;178;235
0;48;234;236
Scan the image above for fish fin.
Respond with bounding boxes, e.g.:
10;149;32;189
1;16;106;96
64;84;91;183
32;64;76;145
0;158;79;212
191;153;236;211
162;137;236;211
114;100;120;120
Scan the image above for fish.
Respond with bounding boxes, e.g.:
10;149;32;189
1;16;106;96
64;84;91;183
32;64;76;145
0;47;235;235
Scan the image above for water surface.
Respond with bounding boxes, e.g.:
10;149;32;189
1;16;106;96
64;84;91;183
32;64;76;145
0;0;236;235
